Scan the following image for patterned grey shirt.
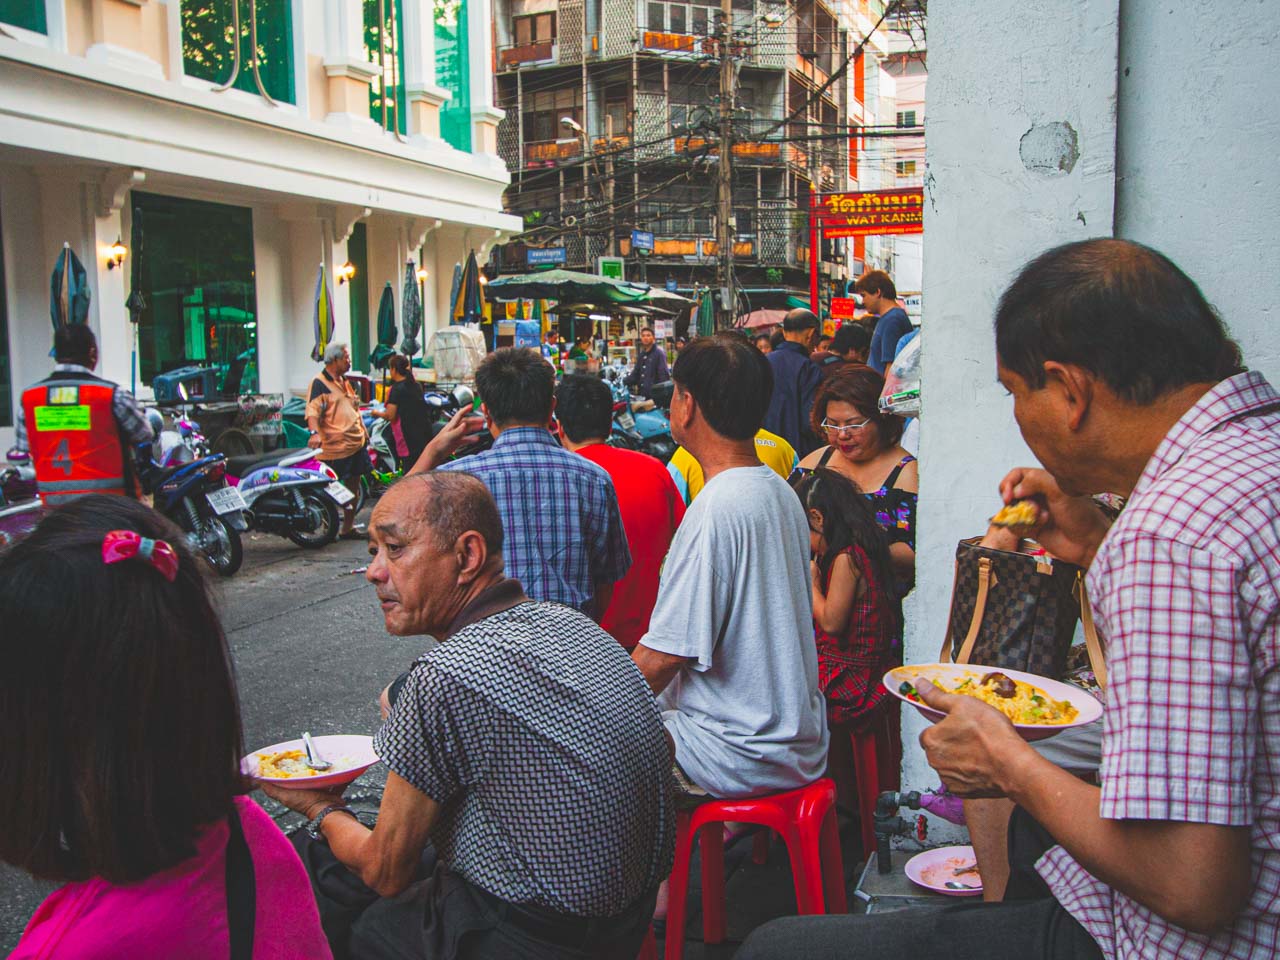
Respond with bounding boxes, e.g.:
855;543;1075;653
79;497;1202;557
374;584;674;917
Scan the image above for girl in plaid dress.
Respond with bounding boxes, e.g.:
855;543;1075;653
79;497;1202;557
795;468;900;728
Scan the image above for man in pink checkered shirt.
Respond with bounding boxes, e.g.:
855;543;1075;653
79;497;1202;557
740;239;1279;960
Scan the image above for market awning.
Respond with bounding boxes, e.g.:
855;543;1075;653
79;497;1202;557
488;269;651;304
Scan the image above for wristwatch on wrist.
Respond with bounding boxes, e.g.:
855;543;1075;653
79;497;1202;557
306;803;355;840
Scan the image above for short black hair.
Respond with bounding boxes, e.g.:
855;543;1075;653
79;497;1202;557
672;333;773;440
555;374;614;444
639;326;655;336
769;329;785;349
475;347;556;426
783;308;819;332
0;496;245;884
831;323;871;356
54;323;96;366
995;239;1245;404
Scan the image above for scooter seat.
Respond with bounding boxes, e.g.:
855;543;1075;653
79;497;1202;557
225;449;310;476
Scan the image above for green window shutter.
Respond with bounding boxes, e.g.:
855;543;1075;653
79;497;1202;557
0;0;46;34
181;0;296;105
348;224;371;371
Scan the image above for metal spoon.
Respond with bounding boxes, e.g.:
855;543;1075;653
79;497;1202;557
301;731;332;772
945;881;978;891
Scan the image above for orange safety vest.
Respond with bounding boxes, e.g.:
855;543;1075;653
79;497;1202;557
22;374;129;504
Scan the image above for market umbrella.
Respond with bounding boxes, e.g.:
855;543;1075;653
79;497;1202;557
126;208;147;393
401;260;422;358
696;289;715;337
368;281;397;369
49;243;90;354
447;262;463;320
309;264;335;362
486;268;650;305
451;250;485;325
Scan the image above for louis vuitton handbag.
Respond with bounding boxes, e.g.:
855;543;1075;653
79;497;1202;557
939;538;1106;686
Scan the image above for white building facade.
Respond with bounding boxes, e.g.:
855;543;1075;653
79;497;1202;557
0;0;520;446
908;0;1280;830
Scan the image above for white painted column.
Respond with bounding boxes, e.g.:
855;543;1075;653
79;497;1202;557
402;0;451;146
910;0;1120;832
467;0;506;160
322;0;381;132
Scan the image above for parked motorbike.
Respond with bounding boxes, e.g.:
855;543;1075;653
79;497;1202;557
224;448;346;549
604;371;677;462
142;441;247;577
0;451;40;550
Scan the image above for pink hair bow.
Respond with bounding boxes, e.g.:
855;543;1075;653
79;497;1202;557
101;530;179;582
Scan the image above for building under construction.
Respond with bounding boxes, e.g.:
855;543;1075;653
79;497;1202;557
490;0;900;314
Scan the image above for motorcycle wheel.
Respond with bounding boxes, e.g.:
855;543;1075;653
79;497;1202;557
286;490;340;549
196;513;244;577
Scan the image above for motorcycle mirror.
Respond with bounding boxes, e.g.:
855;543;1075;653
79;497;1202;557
452;385;475;410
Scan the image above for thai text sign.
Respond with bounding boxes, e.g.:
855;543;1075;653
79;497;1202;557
829;297;858;320
527;247;567;266
811;189;924;237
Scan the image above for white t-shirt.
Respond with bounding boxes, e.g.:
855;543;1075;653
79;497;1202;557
641;464;829;798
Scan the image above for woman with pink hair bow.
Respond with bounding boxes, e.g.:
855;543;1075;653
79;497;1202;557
0;495;331;960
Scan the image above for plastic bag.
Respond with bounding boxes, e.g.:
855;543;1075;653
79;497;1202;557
429;326;487;381
879;332;920;417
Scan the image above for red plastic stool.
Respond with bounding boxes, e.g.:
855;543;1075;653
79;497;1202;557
637;925;657;960
829;704;902;857
663;778;845;960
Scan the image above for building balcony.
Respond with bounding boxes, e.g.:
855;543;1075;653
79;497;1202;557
498;41;557;69
671;137;793;164
592;135;633;153
523;138;582;168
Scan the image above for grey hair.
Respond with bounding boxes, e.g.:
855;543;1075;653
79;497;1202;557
322;342;349;364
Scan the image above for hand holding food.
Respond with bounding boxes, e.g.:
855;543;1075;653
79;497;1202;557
996;467;1112;568
914;677;1033;798
899;670;1078;725
990;499;1039;530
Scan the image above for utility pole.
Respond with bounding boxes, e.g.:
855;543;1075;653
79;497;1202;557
605;113;616;256
715;0;735;327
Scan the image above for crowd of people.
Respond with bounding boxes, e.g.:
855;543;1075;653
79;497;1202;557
3;240;1278;960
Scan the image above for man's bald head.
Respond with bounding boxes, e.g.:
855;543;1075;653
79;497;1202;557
374;471;504;555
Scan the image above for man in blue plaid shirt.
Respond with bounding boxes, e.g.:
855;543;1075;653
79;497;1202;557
432;348;631;619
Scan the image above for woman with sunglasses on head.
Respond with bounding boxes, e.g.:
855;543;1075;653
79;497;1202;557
790;365;917;596
0;496;330;960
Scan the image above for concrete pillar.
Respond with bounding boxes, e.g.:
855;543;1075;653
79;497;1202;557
323;0;382;132
910;0;1119;830
402;0;451;145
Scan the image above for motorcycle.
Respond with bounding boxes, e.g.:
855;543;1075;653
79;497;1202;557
604;371;677;463
223;448;348;549
142;440;248;577
0;451;41;550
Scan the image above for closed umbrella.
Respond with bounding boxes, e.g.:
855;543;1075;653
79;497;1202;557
447;262;463;321
309;264;335;362
486;268;650;304
696;289;715;337
400;260;422;358
49;243;90;354
368;281;397;370
451;251;485;325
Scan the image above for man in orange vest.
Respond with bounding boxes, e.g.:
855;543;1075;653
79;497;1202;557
16;324;154;504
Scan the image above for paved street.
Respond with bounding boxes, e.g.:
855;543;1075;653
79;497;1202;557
0;508;863;955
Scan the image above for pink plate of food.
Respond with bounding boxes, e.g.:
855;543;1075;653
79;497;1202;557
904;845;983;897
883;663;1102;742
242;734;379;790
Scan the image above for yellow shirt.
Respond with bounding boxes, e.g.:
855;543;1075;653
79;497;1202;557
666;429;799;505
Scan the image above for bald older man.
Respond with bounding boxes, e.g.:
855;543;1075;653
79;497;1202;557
265;473;674;960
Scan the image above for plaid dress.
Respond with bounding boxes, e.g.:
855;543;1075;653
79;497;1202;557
813;544;900;729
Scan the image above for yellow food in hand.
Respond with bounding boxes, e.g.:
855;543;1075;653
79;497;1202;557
257;749;320;779
990;500;1039;529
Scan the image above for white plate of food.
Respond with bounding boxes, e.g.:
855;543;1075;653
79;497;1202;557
242;734;379;789
904;845;983;897
884;663;1102;741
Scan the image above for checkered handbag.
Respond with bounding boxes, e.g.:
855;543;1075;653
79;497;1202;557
938;538;1106;684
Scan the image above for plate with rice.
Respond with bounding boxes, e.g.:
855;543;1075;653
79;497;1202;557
883;663;1102;741
242;734;379;789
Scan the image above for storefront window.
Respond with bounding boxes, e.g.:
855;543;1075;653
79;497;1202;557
181;0;295;105
0;0;46;34
435;0;471;152
130;193;260;393
348;223;370;372
365;0;407;135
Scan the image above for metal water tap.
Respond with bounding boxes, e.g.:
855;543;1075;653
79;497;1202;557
874;790;928;873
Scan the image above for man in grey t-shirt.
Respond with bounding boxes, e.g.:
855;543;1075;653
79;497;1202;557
633;334;828;798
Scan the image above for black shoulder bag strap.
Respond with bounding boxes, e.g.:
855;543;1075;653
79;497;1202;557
225;803;257;960
817;446;836;468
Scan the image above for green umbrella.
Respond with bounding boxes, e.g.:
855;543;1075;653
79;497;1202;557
486;269;650;305
696;289;715;337
369;281;397;369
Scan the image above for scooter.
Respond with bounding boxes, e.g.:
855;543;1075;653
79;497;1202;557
0;451;40;549
223;449;347;549
143;443;248;577
605;373;677;462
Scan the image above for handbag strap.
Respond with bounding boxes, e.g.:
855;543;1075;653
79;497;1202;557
1075;574;1108;688
954;556;995;665
938;552;966;662
225;803;256;960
